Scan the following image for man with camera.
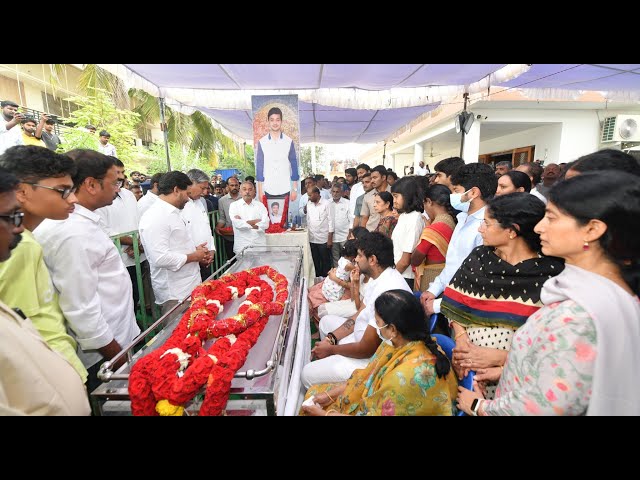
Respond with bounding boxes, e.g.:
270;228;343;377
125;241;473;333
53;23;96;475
0;100;25;155
42;118;62;152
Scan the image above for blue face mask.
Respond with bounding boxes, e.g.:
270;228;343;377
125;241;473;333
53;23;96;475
450;188;473;212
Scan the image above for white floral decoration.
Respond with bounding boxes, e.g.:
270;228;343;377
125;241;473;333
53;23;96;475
161;348;191;371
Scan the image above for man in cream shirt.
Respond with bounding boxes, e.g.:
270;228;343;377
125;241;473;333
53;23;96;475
139;171;209;315
229;181;269;255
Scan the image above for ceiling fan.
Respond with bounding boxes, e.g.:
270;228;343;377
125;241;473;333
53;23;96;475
428;143;440;157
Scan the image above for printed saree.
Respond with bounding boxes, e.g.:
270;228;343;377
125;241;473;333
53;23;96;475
414;214;455;291
441;246;565;330
303;341;458;416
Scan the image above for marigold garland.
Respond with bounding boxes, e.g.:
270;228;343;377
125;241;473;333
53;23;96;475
129;266;288;416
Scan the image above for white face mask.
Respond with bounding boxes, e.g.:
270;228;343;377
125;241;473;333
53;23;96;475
450;188;473;212
369;318;394;346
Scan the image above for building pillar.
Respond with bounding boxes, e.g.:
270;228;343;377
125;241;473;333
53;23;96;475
414;143;424;171
462;120;480;163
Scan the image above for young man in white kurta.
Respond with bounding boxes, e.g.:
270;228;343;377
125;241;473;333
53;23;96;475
301;232;411;387
229;181;269;255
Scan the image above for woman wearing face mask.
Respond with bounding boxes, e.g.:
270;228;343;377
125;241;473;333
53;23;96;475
438;193;564;399
301;289;458;416
457;171;640;416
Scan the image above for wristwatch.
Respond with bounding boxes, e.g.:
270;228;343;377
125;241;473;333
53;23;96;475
470;398;482;416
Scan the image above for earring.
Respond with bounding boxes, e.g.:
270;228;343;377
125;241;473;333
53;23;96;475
583;241;589;251
509;234;515;240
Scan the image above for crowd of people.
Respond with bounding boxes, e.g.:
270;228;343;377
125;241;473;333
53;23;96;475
0;92;639;415
301;151;640;416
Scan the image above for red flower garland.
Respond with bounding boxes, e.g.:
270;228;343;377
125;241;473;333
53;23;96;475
129;266;288;416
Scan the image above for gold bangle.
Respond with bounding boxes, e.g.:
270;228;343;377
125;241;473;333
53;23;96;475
454;330;467;340
325;409;338;416
325;392;335;403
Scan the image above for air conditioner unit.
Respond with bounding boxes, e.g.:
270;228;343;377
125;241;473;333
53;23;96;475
601;115;640;143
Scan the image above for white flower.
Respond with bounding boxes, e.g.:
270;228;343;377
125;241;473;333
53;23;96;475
227;286;239;299
208;354;218;364
239;301;253;309
245;286;261;296
206;299;223;313
226;334;237;345
161;348;191;371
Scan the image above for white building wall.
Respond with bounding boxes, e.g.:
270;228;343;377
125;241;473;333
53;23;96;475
479;124;562;163
23;83;45;112
474;108;600;164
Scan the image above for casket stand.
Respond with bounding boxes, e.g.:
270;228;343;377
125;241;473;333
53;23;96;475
90;245;309;416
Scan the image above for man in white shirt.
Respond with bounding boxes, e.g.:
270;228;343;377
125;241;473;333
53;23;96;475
139;171;209;315
415;160;430;176
137;172;163;218
421;163;498;315
306;186;332;278
347;163;370;227
34;149;140;392
97;130;117;157
328;184;350;267
298;176;318;220
96;158;151;316
182;169;215;281
229;181;270;255
301;232;411;387
0;100;25;155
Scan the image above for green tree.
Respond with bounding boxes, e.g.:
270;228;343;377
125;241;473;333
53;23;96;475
217;144;255;178
60;87;141;162
300;145;324;176
140;142;217;175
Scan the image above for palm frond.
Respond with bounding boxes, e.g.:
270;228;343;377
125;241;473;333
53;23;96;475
79;64;130;109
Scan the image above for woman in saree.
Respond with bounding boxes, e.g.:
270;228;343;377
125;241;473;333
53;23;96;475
301;289;458;416
411;184;458;291
426;193;564;399
373;191;398;238
457;171;640;415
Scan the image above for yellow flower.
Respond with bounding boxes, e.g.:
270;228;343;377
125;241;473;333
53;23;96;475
156;400;184;416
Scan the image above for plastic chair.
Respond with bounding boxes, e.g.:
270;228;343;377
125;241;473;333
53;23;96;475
432;334;476;416
413;291;438;334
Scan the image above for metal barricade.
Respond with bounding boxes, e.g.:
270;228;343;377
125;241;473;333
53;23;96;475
110;230;154;330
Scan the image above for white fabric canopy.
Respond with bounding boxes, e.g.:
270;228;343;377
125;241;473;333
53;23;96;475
99;64;525;143
98;64;640;143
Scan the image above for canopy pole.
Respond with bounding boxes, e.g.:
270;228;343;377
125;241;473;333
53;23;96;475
459;93;469;158
159;97;171;171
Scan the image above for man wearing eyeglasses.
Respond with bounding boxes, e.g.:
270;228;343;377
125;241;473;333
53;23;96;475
0;166;90;415
0;146;87;384
34;149;140;394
